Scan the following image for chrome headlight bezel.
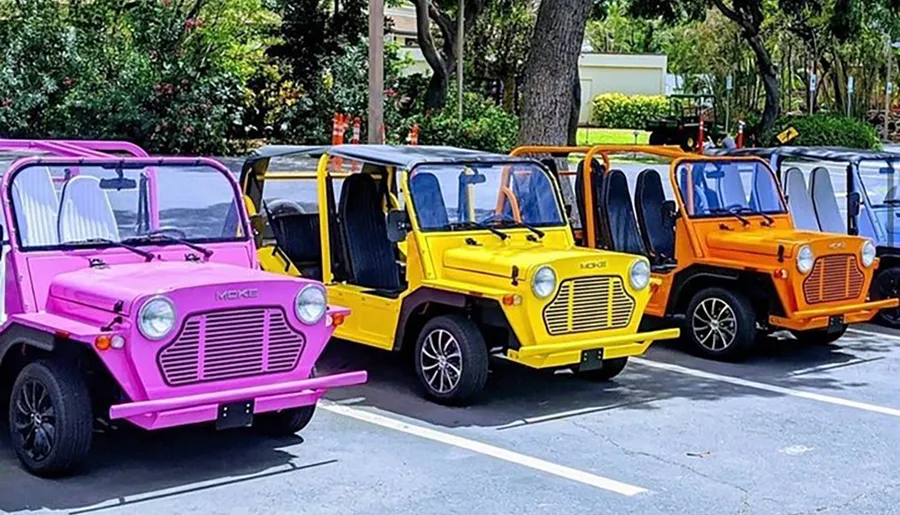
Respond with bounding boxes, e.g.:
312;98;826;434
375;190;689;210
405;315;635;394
629;259;651;290
532;265;557;299
296;285;327;325
138;296;176;341
796;245;815;274
862;240;877;268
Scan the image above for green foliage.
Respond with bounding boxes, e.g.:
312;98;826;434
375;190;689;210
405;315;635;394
0;0;277;154
590;93;670;129
393;93;519;153
763;114;881;149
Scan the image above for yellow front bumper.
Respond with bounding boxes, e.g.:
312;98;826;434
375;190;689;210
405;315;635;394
506;328;680;369
769;298;899;331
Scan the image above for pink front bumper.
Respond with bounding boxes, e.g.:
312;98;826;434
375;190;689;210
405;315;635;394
109;371;367;430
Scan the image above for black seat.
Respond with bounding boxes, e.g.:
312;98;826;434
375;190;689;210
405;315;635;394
574;158;606;248
635;169;676;265
338;174;402;291
600;169;646;256
270;212;322;279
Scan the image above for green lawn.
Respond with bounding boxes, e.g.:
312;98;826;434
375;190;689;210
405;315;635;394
576;127;650;145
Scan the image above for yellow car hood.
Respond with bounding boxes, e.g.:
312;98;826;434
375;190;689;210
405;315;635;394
442;244;641;281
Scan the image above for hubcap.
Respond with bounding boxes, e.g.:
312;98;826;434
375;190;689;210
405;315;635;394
692;298;738;351
13;379;56;462
420;329;463;394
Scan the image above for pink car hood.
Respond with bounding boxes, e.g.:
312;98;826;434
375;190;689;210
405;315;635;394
49;261;305;315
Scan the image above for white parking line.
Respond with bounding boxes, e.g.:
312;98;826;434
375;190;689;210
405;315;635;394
846;327;900;342
632;357;900;417
320;402;648;496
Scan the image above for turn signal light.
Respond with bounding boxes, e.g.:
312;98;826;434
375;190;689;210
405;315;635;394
502;294;523;306
332;313;345;327
773;268;789;279
94;335;112;351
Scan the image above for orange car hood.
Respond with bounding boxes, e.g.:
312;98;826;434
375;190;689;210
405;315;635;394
705;228;855;258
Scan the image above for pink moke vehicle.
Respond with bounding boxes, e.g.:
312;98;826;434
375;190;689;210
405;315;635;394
0;140;366;477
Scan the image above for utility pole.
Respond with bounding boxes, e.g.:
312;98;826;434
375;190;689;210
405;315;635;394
457;0;464;120
368;0;384;143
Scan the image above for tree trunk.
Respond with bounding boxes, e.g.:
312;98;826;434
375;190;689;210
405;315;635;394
745;31;780;133
518;0;592;145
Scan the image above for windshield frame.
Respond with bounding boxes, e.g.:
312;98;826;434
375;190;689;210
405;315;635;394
3;156;252;253
671;156;788;220
405;158;569;234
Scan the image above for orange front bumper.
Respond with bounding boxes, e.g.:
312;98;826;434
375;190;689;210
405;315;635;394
769;298;899;331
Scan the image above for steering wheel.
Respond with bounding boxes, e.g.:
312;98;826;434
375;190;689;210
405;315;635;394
725;204;746;213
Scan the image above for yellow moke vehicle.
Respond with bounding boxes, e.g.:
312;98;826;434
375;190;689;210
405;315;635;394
240;145;679;405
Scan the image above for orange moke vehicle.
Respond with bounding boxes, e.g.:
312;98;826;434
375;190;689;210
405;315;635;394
511;144;899;361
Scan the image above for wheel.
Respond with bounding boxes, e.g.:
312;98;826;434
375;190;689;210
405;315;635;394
680;131;696;152
9;360;93;477
648;131;666;145
577;357;628;381
414;315;489;406
871;267;900;328
254;405;316;436
255;365;318;436
684;287;758;361
791;325;848;345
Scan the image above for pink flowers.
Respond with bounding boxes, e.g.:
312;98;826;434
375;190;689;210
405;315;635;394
62;77;74;87
184;18;203;31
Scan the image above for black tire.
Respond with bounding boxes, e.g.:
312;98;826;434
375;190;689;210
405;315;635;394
414;315;489;406
684;287;758;361
254;405;316;436
791;325;848;346
871;267;900;328
8;360;93;477
680;131;696;152
577;357;628;381
648;131;666;145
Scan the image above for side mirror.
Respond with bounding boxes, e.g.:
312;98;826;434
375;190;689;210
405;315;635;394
386;209;411;243
848;192;862;218
848;192;861;235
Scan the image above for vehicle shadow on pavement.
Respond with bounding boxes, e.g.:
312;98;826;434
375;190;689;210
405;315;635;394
316;337;868;430
0;424;316;513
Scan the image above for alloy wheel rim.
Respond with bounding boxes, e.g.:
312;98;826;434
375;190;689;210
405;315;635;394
13;379;56;462
692;298;738;351
420;329;463;394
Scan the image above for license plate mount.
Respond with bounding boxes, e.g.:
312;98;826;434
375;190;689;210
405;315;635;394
827;315;845;333
216;400;254;430
578;348;605;372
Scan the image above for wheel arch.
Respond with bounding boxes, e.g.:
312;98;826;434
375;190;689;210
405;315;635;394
668;265;783;319
394;288;514;352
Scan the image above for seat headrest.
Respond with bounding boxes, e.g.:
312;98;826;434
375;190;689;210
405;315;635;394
810;167;846;233
58;175;120;243
410;172;449;229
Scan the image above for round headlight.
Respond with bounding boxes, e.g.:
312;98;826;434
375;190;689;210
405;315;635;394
138;297;176;340
296;285;327;325
862;240;877;268
797;245;815;274
532;266;557;299
629;259;651;290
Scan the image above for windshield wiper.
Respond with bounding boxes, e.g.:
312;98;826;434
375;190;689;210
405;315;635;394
494;220;545;240
455;221;508;240
65;238;155;261
709;207;750;227
737;207;775;226
124;232;214;259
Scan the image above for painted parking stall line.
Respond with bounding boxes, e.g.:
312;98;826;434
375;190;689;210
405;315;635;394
846;327;900;342
632;357;900;417
321;402;648;496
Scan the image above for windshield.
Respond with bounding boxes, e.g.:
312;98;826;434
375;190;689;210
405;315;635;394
676;160;786;217
9;162;245;250
408;162;565;231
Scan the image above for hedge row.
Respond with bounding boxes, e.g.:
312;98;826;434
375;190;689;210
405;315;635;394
762;114;881;150
589;93;669;129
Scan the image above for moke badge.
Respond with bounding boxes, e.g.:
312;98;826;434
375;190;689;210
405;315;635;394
216;288;259;301
580;260;608;270
828;242;846;250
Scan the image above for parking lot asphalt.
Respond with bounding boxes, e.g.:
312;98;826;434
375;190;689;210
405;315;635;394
3;323;900;515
